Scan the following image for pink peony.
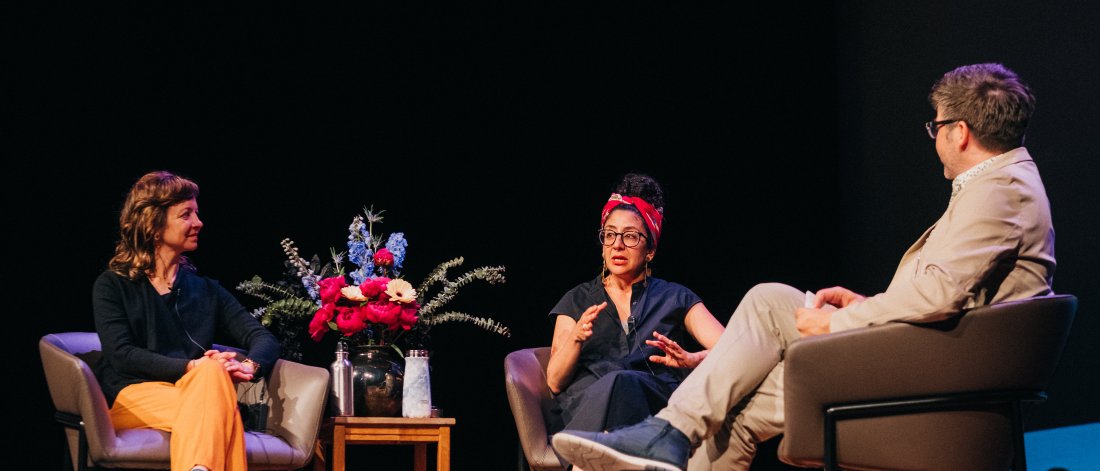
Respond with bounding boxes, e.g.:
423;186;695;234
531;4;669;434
373;248;395;267
334;306;368;336
366;300;402;329
309;303;336;342
359;276;391;299
398;302;419;330
318;276;347;304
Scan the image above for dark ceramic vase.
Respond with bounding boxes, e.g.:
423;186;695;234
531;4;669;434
350;345;404;417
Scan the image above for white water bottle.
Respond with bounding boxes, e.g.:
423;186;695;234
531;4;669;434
331;341;354;416
402;350;431;418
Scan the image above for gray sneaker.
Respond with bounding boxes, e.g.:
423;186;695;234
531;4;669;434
551;416;690;471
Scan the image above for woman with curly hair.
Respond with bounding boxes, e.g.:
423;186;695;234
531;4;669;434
545;173;724;467
93;170;279;471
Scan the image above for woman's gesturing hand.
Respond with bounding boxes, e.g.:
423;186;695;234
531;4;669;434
646;331;704;369
573;302;607;343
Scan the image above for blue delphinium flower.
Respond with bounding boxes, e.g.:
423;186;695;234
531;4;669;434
301;274;321;301
386;233;408;274
347;216;370;267
348;240;368;267
349;268;365;285
349;261;374;285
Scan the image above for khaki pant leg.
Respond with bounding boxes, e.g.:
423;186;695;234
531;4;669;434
687;361;786;471
657;283;802;446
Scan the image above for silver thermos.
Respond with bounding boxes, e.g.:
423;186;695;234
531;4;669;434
331;341;354;416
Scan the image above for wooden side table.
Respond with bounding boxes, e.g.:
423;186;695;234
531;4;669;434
314;417;456;471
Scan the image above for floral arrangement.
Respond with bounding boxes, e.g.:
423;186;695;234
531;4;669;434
238;207;510;360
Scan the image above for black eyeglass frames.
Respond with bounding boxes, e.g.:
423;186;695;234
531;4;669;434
598;229;647;247
924;119;960;139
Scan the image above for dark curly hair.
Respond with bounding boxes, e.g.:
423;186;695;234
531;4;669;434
607;173;665;244
615;173;665;211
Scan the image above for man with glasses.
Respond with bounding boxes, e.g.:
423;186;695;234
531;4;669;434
552;63;1055;471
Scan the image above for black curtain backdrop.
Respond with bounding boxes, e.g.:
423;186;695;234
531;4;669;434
10;1;1098;469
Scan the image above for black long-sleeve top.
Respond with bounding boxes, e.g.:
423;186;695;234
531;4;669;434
92;268;279;406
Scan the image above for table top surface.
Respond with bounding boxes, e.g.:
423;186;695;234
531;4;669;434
331;416;456;426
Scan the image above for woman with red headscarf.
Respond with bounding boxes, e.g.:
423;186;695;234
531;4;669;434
545;173;724;451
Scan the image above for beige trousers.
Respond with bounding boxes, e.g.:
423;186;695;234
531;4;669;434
656;283;803;471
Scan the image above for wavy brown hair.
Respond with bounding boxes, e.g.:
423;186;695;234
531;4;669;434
108;171;200;280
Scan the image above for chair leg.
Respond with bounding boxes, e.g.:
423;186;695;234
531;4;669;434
80;429;90;471
823;410;839;471
55;412;92;471
517;442;530;471
1011;401;1027;471
60;432;74;471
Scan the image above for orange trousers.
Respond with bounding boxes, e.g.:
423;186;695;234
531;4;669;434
110;360;246;471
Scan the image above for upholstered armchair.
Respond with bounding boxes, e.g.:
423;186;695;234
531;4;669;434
779;295;1076;471
40;332;330;471
504;347;564;471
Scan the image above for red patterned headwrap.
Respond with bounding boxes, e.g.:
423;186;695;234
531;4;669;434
600;193;663;247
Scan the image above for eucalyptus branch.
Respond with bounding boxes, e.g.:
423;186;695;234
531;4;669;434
237;281;275;304
261;297;317;321
426;311;512;338
418;265;506;317
416;257;465;303
237;276;303;304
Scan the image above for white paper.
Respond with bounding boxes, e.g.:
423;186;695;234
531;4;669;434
804;290;816;308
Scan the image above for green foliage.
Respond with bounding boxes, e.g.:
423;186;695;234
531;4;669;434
425;311;512;338
413;258;509;340
240;207;512;361
237;276;316;362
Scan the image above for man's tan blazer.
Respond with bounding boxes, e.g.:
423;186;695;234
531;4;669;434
831;147;1056;331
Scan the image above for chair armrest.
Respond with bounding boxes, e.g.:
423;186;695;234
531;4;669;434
39;335;119;463
504;347;562;470
264;359;330;465
779;295;1075;466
